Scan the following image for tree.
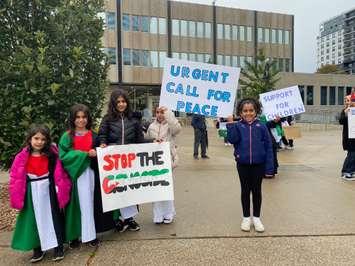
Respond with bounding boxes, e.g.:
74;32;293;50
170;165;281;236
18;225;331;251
316;64;345;74
239;50;280;99
0;0;109;170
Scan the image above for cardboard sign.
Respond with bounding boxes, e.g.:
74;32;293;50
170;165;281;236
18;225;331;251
97;142;173;212
260;86;305;121
160;58;240;117
348;107;355;139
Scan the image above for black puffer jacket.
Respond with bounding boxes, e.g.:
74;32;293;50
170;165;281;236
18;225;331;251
339;109;355;151
98;114;146;145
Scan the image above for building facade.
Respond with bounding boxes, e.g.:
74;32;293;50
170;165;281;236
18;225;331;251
317;8;355;73
276;72;355;123
102;0;294;112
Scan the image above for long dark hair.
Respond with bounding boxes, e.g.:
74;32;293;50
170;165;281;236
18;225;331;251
236;98;262;117
68;104;92;140
106;89;132;120
24;124;52;157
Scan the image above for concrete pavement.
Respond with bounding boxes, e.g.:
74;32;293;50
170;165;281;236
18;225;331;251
1;125;355;265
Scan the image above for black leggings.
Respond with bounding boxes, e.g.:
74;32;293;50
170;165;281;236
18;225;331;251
237;163;264;217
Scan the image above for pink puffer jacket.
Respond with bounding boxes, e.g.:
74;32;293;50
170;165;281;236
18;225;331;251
9;145;71;210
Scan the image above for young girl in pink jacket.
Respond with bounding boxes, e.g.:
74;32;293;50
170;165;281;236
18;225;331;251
9;124;71;263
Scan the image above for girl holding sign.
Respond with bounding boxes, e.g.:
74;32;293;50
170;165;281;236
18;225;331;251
59;104;113;248
147;106;181;224
9;124;71;262
226;98;274;232
98;89;149;232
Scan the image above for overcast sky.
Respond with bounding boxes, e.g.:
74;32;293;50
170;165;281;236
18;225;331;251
174;0;355;73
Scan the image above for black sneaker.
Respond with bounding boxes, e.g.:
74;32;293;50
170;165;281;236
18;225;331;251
126;218;140;231
52;245;64;262
69;239;80;249
30;248;45;263
89;238;100;247
193;155;199;160
115;219;129;233
201;155;210;159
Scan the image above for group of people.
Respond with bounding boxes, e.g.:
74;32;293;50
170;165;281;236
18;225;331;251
9;89;181;263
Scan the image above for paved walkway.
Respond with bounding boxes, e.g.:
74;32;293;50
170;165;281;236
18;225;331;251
1;126;355;265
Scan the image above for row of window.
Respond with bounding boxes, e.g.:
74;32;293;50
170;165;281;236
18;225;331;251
122;14;167;34
257;27;290;44
217;24;253;41
298;85;353;106
172;19;211;38
123;49;167;68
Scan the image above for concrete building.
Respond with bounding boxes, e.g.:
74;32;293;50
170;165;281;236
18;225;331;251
102;0;294;112
276;72;355;123
316;7;355;73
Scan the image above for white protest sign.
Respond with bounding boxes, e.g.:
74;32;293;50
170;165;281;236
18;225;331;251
97;142;173;212
348;107;355;139
260;86;305;121
160;58;240;117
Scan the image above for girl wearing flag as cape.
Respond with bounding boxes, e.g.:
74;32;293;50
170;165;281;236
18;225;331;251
59;104;115;248
9;124;71;263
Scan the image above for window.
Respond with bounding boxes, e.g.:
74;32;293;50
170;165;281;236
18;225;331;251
258;28;263;43
188;21;196;37
278;58;284;71
150;51;159;67
132;49;141;65
217;54;224;65
239;26;245;41
141;16;149;32
205;54;211;63
285;30;290;44
298;85;305;103
240;56;245;68
204;22;211;38
271;29;277;44
225;55;231;66
224;24;231;40
106;12;116;29
132;16;139;31
181;20;188;36
278;29;283;44
150;17;158;34
188;53;196;61
105;48;116;64
306;86;314;105
285;58;290;72
246;56;253;64
197;22;204;38
159;51;167;67
320;86;327;105
264;28;270;43
172;52;180;59
346;86;352;95
338;87;344;105
180;52;188;60
246;26;252;41
122;48;131;65
329;86;336;105
141;50;149;66
158;18;166;34
197;53;204;62
122;14;130;31
217;24;224;39
232;25;238;40
172;19;180;36
232;56;238;67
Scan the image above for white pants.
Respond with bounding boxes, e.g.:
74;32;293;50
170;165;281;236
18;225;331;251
152;200;175;223
77;167;96;243
30;176;58;251
120;205;138;220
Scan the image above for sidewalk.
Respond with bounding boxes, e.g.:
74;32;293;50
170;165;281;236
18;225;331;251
1;126;355;265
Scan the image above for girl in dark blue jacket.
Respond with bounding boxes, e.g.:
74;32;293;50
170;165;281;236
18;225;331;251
226;98;274;233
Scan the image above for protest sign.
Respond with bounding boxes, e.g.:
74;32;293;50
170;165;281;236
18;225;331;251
260;86;305;121
97;142;173;212
348;107;355;139
160;58;240;117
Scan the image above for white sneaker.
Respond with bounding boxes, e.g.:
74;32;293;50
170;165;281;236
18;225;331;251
253;217;265;232
241;217;251;231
